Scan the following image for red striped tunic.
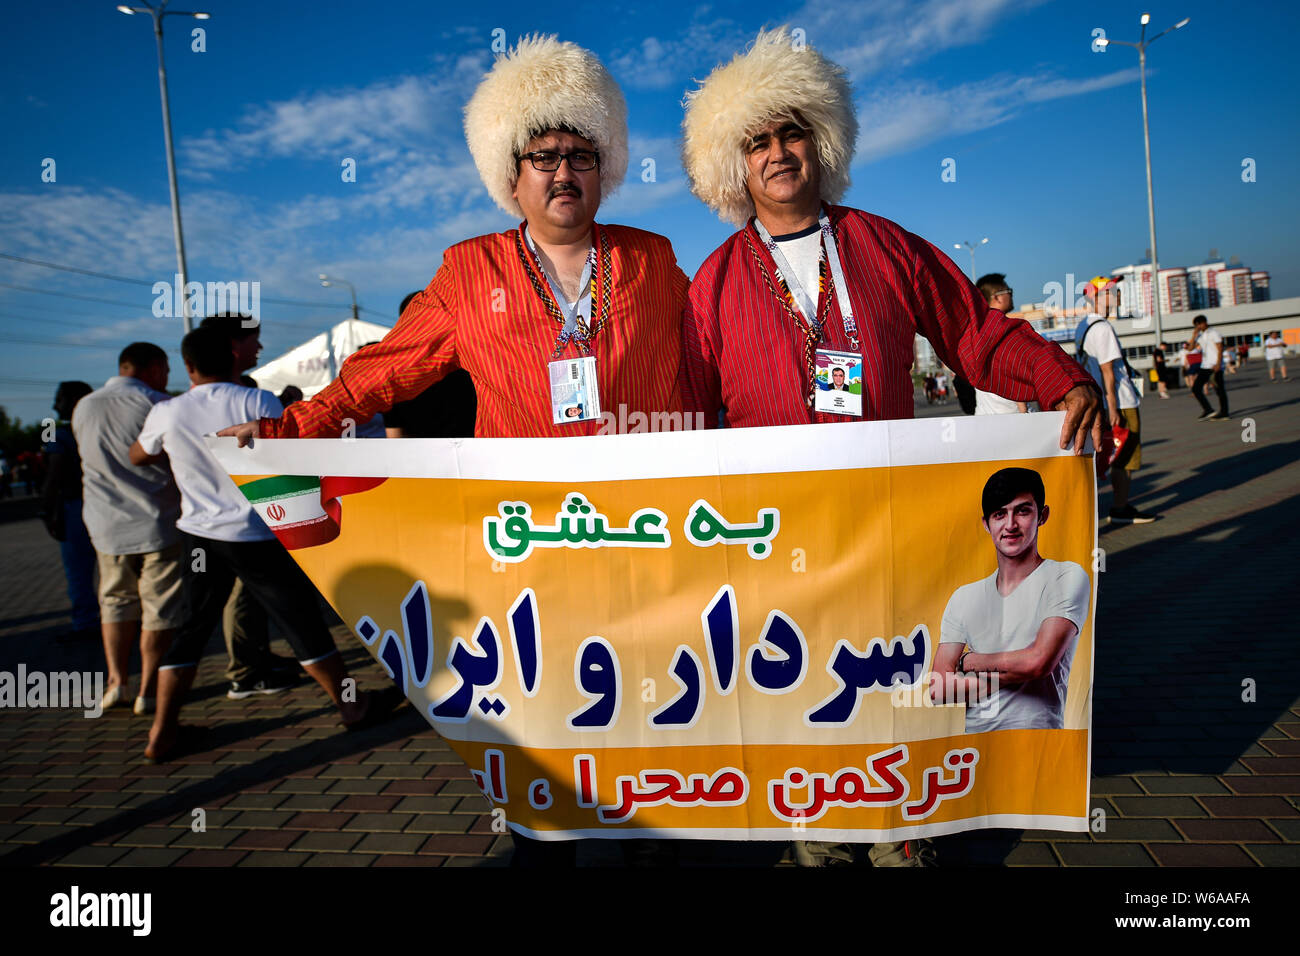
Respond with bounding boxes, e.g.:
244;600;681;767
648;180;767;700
681;205;1097;428
261;223;688;439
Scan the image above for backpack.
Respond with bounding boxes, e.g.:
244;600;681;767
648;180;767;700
1077;319;1139;381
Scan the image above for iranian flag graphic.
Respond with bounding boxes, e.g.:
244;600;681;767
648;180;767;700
240;475;386;550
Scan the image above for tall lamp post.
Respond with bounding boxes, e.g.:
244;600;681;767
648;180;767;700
1098;13;1190;347
319;274;360;380
117;2;211;334
954;238;988;281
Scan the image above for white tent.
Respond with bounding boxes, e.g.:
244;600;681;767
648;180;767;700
250;318;393;399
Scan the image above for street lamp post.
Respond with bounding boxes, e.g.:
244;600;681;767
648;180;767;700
118;2;211;334
1097;13;1190;348
954;238;989;281
319;274;360;380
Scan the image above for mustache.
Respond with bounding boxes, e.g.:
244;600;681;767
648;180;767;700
549;183;582;200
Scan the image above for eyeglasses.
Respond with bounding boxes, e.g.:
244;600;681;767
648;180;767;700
993;288;1013;298
518;150;600;172
746;125;810;154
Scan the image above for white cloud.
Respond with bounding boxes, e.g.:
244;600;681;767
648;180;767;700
181;56;488;172
855;68;1140;163
811;0;1045;79
608;0;1044;94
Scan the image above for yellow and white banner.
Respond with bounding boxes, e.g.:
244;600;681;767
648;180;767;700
209;414;1096;842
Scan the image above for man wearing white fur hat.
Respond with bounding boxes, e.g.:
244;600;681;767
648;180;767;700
679;28;1104;867
680;29;1101;452
224;35;687;445
222;35;688;866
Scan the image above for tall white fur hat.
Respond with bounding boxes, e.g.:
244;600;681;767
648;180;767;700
463;35;628;219
682;28;858;227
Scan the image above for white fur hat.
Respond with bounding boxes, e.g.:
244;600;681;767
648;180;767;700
463;35;629;219
682;28;858;226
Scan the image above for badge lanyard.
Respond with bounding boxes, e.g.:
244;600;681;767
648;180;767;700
524;226;594;355
751;211;862;406
514;225;612;360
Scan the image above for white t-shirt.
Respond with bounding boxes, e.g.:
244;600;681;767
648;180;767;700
940;558;1090;733
72;376;181;554
1198;327;1224;367
974;389;1021;415
1264;335;1284;360
1075;316;1140;410
774;230;822;318
137;382;283;543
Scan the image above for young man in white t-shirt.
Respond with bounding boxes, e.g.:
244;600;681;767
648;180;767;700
1186;314;1229;420
1074;278;1155;524
930;467;1090;733
1264;331;1289;382
129;326;402;762
973;274;1029;415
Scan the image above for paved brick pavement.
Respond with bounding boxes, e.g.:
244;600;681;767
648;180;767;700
1;365;1297;866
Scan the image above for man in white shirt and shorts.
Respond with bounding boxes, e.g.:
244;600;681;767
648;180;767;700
1075;277;1155;524
1264;331;1288;382
72;342;183;715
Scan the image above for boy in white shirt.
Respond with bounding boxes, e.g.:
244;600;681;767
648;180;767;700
130;326;402;762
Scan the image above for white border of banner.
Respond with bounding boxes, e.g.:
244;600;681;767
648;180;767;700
206;413;1088;480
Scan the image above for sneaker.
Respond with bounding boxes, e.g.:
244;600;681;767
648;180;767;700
1109;505;1157;525
101;684;128;709
1196;411;1214;421
227;671;296;700
1208;411;1230;421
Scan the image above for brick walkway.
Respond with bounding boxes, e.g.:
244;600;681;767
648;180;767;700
1;364;1297;866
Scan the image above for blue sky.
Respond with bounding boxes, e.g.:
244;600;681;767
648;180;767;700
3;0;1298;425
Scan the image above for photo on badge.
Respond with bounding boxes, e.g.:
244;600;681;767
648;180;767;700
549;356;601;425
813;349;863;417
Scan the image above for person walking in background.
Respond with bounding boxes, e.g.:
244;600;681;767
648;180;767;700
42;381;99;642
200;314;300;700
1187;315;1229;421
72;343;184;714
130;327;403;762
1183;339;1202;389
277;385;304;407
1076;277;1156;525
972;274;1029;415
382;291;477;438
1264;331;1288;382
1150;342;1171;399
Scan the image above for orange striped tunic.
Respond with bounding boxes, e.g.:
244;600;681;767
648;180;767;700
260;223;689;439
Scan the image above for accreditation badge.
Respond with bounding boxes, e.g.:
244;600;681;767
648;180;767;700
813;349;863;417
549;355;602;425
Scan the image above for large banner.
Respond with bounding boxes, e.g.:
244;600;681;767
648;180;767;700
209;414;1096;842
